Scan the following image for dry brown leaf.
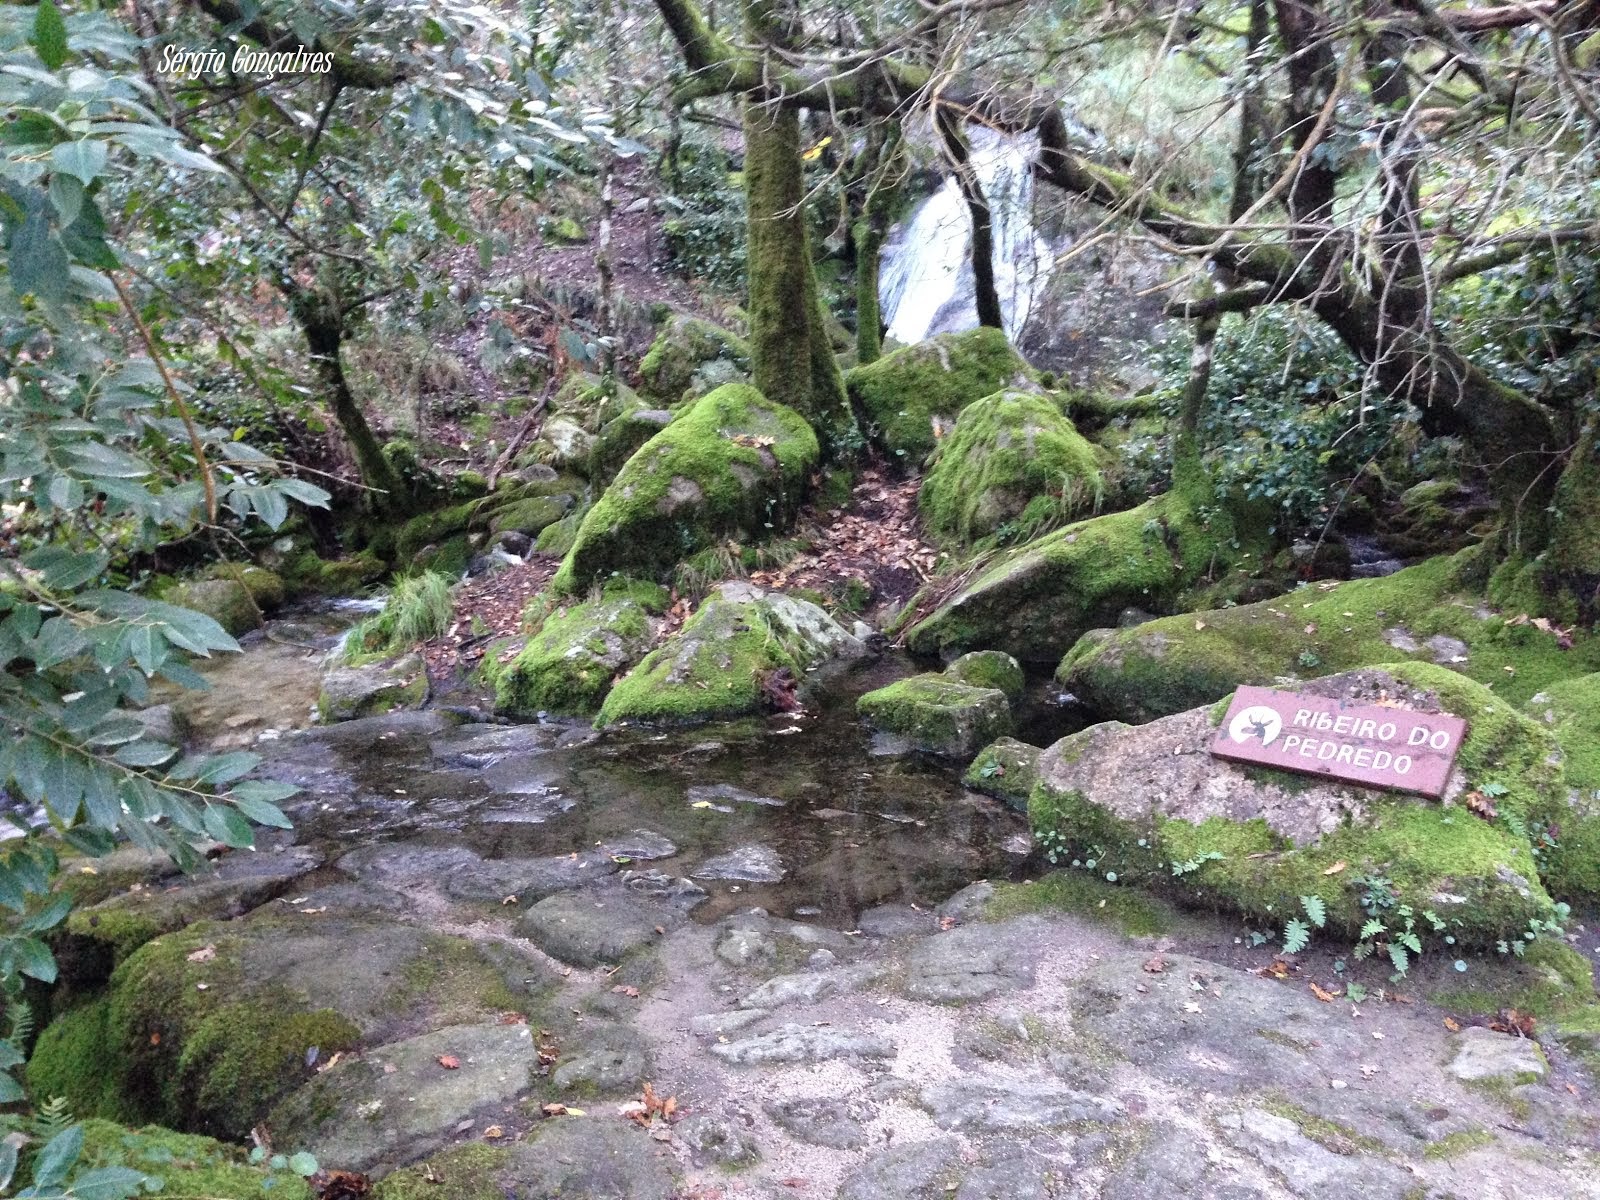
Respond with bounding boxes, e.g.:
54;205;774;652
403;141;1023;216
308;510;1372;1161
1322;861;1347;875
1309;982;1337;1003
436;1055;460;1070
611;985;641;998
1142;956;1167;974
1465;790;1499;820
186;944;217;963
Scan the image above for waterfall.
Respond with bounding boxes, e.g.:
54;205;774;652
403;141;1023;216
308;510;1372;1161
879;126;1055;347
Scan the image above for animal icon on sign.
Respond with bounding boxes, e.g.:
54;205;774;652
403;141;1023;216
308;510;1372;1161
1228;705;1283;747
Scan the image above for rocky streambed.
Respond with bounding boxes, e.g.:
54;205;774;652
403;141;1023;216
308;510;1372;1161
28;611;1600;1200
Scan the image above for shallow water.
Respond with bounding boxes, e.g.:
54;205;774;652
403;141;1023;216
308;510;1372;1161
212;612;1076;928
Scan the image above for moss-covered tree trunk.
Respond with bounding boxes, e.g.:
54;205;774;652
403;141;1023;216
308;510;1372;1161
286;285;415;516
740;0;854;451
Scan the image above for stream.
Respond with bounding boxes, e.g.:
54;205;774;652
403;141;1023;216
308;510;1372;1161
187;608;1079;929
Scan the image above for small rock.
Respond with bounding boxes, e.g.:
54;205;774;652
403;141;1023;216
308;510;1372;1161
603;830;678;861
1448;1026;1548;1083
692;845;785;883
765;1096;869;1149
675;1112;759;1165
709;1024;893;1066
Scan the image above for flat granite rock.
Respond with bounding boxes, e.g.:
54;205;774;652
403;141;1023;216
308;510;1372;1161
764;1095;870;1149
1218;1108;1414;1200
1448;1026;1548;1083
900;919;1039;1003
691;844;786;883
271;1023;537;1174
919;1073;1123;1132
838;1139;965;1200
709;1023;894;1066
516;888;685;966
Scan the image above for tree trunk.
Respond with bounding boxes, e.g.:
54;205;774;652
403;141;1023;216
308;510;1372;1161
852;123;900;366
287;286;414;515
937;107;1004;331
740;1;854;450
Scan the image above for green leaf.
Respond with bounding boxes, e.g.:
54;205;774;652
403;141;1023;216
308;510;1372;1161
1300;894;1326;928
31;1124;84;1188
32;0;69;71
47;172;83;226
287;1152;318;1178
12;934;59;983
19;893;72;934
230;795;292;829
202;803;254;850
9;208;71;304
113;739;177;768
1388;942;1410;975
50;139;108;187
1282;918;1311;954
67;1166;150;1200
0;1131;16;1191
1358;919;1386;941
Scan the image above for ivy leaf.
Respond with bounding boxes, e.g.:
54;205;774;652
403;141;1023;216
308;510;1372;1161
31;0;69;71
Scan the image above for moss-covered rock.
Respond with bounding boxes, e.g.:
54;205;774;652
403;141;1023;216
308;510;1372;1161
638;315;751;404
919;391;1103;544
1057;551;1600;724
552;384;819;594
597;582;866;726
844;328;1035;466
164;567;284;637
858;674;1012;757
1527;672;1600;899
535;511;583;557
905;486;1266;663
1028;665;1568;946
27;911;523;1139
945;650;1025;701
590;406;674;486
963;737;1041;812
1379;479;1496;561
282;549;386;597
317;652;429;723
487;494;571;538
490;584;666;717
70;1120;311;1200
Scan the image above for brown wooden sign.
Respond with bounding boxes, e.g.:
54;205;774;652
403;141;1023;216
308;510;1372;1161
1210;686;1467;798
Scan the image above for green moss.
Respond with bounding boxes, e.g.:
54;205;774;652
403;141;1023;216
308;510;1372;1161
1259;1098;1386;1156
383;934;520;1024
395;499;485;562
844;328;1035;465
552;384;819;594
1422;1129;1495;1159
920;391;1104;545
488;495;569;538
26;1000;139;1122
161;578;258;637
945;650;1025;700
982;872;1173;937
856;674;1012;755
536;511;584;557
962;736;1041;811
64;907;164;965
1059;550;1600;724
372;1144;512;1200
908;485;1265;662
74;1120;311;1200
639;315;750;404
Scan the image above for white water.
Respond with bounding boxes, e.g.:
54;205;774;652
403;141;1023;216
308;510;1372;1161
879;126;1055;346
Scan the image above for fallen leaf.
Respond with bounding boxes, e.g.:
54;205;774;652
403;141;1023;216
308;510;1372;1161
1142;956;1167;974
1465;790;1498;820
1322;861;1347;875
780;1180;809;1190
611;985;640;998
186;944;217;963
541;1103;568;1116
483;1125;504;1139
1183;1001;1202;1014
1310;982;1338;1003
437;1055;460;1070
938;916;957;931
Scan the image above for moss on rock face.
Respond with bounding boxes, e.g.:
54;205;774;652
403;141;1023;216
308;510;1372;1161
963;736;1041;812
919;391;1103;545
551;385;819;595
857;675;1012;757
844;328;1035;466
372;1144;511;1200
598;582;865;726
490;588;662;717
639;315;751;404
73;1120;311;1200
27;1000;138;1122
317;652;429;723
945;650;1025;701
590;406;675;487
1527;672;1600;899
164;569;281;637
1027;664;1569;946
1057;551;1600;725
906;486;1264;663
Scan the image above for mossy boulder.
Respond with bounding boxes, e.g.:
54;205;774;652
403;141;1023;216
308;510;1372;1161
1028;664;1568;946
963;737;1041;812
536;511;584;557
1527;672;1600;898
1379;479;1495;560
904;486;1265;663
282;550;386;597
164;567;284;637
638;315;751;404
552;384;819;594
317;651;429;723
1057;551;1600;725
844;328;1035;466
69;1120;311;1200
945;650;1025;701
487;494;571;538
857;674;1012;758
598;582;867;726
919;391;1103;544
27;910;524;1139
490;583;668;717
590;406;674;486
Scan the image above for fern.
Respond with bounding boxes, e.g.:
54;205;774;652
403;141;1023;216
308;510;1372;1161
1282;918;1311;954
1300;894;1326;929
1358;918;1386;941
31;1096;74;1141
1388;942;1410;975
